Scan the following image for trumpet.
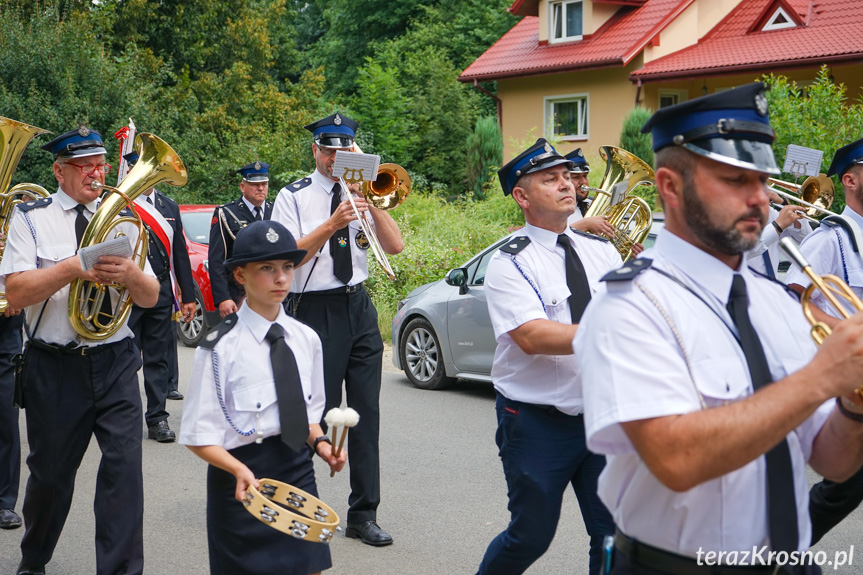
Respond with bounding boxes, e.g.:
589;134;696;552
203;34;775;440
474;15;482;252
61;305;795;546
779;237;863;399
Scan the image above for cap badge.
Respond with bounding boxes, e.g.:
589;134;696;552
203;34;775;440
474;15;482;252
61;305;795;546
576;149;584;157
334;114;342;126
544;142;553;153
266;227;279;243
755;93;768;117
254;161;261;170
78;125;90;137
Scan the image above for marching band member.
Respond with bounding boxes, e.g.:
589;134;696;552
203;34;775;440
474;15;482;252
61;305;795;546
0;308;24;531
271;113;402;547
575;83;863;574
746;190;810;278
1;126;159;575
209;162;273;318
180;220;345;575
786;137;863;545
124;150;197;443
476;138;618;575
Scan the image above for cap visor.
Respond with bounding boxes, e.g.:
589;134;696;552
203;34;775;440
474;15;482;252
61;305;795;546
682;139;779;175
569;166;590;174
60;146;108;159
524;157;574;176
316;136;354;149
224;249;307;271
243;175;269;183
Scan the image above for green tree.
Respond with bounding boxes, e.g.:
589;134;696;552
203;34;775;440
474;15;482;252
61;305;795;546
465;116;503;199
352;59;416;162
619;107;654;167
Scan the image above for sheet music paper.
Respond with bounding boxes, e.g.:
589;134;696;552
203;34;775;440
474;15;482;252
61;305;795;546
78;237;133;271
333;151;380;183
783;144;824;178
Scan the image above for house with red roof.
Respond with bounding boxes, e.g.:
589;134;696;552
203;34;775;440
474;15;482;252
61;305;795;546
460;0;863;163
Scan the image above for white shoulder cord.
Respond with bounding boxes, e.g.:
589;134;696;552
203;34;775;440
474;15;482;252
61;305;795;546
634;280;707;410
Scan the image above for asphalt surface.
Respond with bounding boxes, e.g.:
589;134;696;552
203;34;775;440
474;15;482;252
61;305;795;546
1;345;862;574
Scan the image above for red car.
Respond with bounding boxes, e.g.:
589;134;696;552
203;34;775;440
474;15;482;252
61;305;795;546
178;204;221;346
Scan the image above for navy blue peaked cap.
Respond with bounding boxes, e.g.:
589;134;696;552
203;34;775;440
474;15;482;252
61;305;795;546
827;137;863;177
236;161;270;182
304;113;358;149
565;148;590;174
498;138;573;196
41;126;107;160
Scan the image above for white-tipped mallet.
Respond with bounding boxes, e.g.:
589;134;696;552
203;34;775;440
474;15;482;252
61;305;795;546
324;408;346;456
330;407;360;477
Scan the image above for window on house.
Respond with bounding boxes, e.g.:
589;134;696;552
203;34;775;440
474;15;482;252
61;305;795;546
658;90;688;109
545;94;588;140
762;7;797;31
551;0;583;42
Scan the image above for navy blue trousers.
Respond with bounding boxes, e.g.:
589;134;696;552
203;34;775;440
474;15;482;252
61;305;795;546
477;394;614;575
129;303;173;427
0;313;23;510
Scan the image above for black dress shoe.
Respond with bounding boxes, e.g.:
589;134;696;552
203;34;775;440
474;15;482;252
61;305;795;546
167;390;184;400
16;561;45;575
0;508;22;529
147;420;176;443
345;520;393;546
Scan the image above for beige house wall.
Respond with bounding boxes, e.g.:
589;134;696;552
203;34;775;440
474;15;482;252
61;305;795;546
644;0;740;62
498;58;643;165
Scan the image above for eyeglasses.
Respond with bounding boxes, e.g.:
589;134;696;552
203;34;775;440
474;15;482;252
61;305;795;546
64;162;111;176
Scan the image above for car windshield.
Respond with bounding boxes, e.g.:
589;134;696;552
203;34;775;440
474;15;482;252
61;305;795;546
181;211;212;245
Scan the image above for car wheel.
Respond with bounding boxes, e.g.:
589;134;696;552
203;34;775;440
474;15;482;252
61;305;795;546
178;288;207;347
400;318;455;390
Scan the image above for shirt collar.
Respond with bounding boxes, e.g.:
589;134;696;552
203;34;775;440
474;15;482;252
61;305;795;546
238;302;294;345
241;197;262;215
841;205;863;228
56;187;97;214
523;222;573;252
654;227;754;304
311;170;339;194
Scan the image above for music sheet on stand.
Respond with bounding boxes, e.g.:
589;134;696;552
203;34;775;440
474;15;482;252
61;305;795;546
78;237;133;271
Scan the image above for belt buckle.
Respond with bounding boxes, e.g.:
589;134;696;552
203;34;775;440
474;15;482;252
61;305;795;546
346;284;358;293
79;346;88;356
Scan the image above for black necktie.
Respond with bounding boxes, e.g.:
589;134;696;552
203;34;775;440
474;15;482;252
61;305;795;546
329;183;353;285
265;324;309;452
146;196;153;205
726;274;798;552
254;206;262;221
557;234;592;323
578;200;589;216
74;204;88;247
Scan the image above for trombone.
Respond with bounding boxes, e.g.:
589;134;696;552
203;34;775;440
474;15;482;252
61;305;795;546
779;237;863;399
768;174;837;222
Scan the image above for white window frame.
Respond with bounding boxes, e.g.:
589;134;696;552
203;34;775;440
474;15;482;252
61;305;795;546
762;7;797;31
544;93;589;141
658;89;688;109
549;0;584;43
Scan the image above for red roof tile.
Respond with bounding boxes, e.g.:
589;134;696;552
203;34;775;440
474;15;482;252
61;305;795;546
632;0;863;81
460;0;693;82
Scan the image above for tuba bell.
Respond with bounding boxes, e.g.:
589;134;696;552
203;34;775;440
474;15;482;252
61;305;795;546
68;132;187;341
0;117;52;312
581;146;654;261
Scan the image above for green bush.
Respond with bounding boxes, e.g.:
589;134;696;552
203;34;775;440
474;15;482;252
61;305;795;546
465;116;503;200
619;107;654;168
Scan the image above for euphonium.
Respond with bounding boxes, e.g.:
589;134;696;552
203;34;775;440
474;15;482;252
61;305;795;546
581;146;654;261
68;133;187;341
0;117;52;312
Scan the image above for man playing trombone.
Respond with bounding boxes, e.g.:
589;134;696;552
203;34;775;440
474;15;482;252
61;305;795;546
746;189;811;278
271;113;403;546
786;137;863;546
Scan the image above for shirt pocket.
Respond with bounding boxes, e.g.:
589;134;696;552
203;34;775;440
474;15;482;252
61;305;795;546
690;357;751;406
36;243;76;266
232;378;278;413
540;284;572;322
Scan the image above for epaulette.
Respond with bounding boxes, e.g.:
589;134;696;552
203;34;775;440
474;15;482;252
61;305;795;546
287;177;312;192
572;229;610;243
601;258;653;282
499;236;530;255
821;216;860;253
17;197;52;212
119;207;133;217
200;313;239;349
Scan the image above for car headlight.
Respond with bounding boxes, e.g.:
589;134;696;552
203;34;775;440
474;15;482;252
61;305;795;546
396;299;406;312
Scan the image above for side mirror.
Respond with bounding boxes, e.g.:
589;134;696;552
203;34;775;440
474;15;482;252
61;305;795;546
445;268;469;295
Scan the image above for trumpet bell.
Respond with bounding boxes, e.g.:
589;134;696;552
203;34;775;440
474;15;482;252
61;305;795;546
362;163;409;210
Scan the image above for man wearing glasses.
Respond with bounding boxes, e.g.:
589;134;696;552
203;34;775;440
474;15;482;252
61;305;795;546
0;126;159;575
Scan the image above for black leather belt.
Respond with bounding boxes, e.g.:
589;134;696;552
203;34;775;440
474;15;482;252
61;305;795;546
614;531;778;575
29;338;120;356
302;283;363;296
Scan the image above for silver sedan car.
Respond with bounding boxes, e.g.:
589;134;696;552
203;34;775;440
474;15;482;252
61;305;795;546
391;215;668;390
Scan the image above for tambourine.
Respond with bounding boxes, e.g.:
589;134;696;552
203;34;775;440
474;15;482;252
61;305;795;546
242;478;340;543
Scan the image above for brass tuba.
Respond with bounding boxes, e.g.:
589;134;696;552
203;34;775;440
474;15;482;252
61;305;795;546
581;146;654;261
68;132;187;341
0;117;52;312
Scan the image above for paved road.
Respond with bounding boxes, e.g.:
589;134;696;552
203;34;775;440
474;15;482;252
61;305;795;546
1;345;861;574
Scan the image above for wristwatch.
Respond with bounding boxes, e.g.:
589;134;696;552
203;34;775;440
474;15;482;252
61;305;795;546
313;435;332;453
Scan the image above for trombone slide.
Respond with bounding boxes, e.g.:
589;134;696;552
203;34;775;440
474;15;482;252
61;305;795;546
338;177;396;281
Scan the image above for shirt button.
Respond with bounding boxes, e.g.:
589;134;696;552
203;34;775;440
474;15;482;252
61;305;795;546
552;299;557;304
256;402;261;409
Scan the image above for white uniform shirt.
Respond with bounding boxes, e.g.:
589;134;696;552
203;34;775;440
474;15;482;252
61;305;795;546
575;228;829;556
0;188;154;346
179;303;326;451
485;223;620;415
785;206;863;318
271;170;374;292
746;206;811;277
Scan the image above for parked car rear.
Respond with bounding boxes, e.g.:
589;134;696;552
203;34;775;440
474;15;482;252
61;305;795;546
178;204;220;346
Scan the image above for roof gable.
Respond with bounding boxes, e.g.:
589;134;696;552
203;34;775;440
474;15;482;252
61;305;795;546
750;0;804;32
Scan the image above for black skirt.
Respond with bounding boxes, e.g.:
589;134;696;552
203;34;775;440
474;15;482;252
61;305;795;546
207;436;333;575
